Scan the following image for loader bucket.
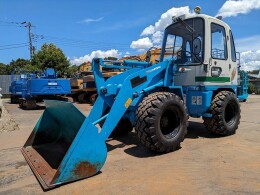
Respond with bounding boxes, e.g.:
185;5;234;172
21;100;107;190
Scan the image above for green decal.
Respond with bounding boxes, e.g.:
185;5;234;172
195;76;230;82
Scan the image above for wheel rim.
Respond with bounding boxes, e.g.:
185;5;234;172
160;106;181;139
225;100;238;126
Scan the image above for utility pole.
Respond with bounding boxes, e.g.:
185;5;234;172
22;21;34;59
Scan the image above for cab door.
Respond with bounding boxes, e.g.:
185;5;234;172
229;30;238;85
208;20;230;85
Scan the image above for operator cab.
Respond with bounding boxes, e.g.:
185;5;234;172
160;10;238;87
160;16;204;65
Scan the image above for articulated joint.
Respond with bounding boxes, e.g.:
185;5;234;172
133;92;139;98
100;87;107;94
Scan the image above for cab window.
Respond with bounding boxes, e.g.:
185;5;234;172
162;18;204;64
230;31;236;62
211;23;227;60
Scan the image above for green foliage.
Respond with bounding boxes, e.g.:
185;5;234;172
8;58;32;73
0;63;8;75
104;57;118;61
0;59;38;75
257;89;260;95
247;70;259;74
31;43;70;77
248;82;255;94
66;65;79;78
9;58;30;69
22;64;40;71
1;44;71;77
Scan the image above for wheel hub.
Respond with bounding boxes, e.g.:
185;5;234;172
161;116;169;128
160;109;180;137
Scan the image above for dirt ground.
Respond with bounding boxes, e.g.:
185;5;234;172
0;100;19;133
0;95;259;195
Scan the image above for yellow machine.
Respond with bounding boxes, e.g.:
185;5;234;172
70;71;91;101
120;47;172;63
79;62;92;72
81;71;121;104
70;70;121;104
71;48;169;104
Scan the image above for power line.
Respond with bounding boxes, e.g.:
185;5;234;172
0;43;28;47
0;20;36;58
0;20;26;28
0;21;132;54
42;35;129;46
0;44;29;50
33;34;131;51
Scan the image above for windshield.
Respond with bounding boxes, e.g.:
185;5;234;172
161;18;204;64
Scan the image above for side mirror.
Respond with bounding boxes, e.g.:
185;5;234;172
193;38;201;55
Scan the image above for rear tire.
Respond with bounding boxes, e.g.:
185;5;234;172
135;92;188;153
203;91;241;136
19;99;37;110
77;93;88;103
11;96;19;104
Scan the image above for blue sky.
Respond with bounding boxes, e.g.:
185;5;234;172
0;0;260;70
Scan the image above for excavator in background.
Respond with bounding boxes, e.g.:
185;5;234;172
70;62;91;102
70;61;121;104
71;48;170;104
121;47;164;64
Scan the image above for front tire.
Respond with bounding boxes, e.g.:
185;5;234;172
135;92;188;153
203;91;241;136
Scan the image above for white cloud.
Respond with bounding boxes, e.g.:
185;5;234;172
130;37;153;49
141;6;191;36
217;0;260;18
152;31;164;44
240;50;260;71
227;35;260;71
70;49;120;65
124;51;130;57
235;35;260;52
141;25;155;36
78;17;104;24
131;6;192;50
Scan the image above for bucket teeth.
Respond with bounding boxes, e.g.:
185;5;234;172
21;146;56;190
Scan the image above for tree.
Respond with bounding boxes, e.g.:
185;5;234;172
247;70;259;74
31;43;70;77
104;57;118;61
0;63;8;75
66;65;79;78
248;83;255;94
7;58;31;73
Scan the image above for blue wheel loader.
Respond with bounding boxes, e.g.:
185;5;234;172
22;9;247;190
